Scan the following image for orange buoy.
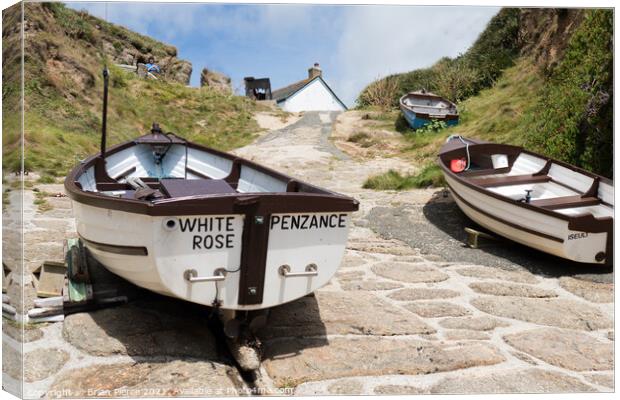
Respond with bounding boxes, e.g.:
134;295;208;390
450;158;467;173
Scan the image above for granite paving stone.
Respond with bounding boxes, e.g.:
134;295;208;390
388;288;459;301
469;282;557;298
582;373;614;389
559;277;614;303
443;330;490;341
438;316;510;331
372;262;449;283
326;379;364;394
62;305;218;358
430;369;595;394
455;266;539;284
471;297;612;331
48;361;242;398
405;301;472;318
373;384;427;395
262;336;505;387
24;348;70;382
340;279;403;291
259;291;435;338
503;328;613;371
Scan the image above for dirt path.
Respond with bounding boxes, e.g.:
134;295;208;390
234;111;614;394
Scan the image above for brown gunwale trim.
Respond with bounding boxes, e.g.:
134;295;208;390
80;235;148;256
65;138;359;216
438;140;613;187
446;182;564;244
67;190;358;216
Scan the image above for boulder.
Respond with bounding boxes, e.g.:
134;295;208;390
167;59;192;85
200;68;232;93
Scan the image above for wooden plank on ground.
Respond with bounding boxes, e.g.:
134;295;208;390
465;227;496;249
36;261;67;298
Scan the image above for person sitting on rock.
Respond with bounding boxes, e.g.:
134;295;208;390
145;57;160;74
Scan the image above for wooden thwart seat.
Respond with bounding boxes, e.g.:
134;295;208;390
469;174;551;188
160;178;235;198
530;195;600;210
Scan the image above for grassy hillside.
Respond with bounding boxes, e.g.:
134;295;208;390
361;8;612;190
358;8;521;107
2;3;260;179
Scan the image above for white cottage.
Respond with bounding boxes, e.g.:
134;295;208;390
272;63;347;112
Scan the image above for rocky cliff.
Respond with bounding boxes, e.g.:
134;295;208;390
2;2;259;176
200;68;232;94
518;8;584;72
26;3;192;85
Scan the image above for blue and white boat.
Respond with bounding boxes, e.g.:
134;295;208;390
399;90;459;130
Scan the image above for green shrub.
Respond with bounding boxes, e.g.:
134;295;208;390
112;41;123;53
108;64;133;88
523;9;613;178
410;164;445;187
37;175;56;184
394;113;413;133
46;3;96;43
415;120;448;134
356;8;520;108
363;164;445;191
347;132;371;143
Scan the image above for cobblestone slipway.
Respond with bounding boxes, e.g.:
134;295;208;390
2;111;613;396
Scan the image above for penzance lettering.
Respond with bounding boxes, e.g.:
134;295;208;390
270;213;347;230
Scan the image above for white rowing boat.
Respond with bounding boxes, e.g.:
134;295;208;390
65;69;358;311
438;136;613;265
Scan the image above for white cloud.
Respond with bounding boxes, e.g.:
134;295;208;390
332;5;500;105
66;2;207;41
66;3;498;106
66;2;331;43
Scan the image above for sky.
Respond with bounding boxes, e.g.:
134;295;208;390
66;2;499;106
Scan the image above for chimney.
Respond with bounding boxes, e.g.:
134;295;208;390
308;62;322;79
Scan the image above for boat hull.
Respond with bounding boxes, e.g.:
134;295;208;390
72;201;351;310
401;106;459;130
443;169;610;264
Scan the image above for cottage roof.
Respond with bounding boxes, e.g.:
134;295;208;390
272;78;311;102
271;76;348;110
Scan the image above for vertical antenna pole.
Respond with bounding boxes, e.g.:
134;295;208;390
100;67;109;159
